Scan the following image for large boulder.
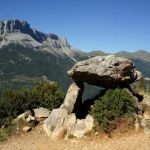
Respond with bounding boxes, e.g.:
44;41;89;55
68;55;142;88
72;114;94;139
65;113;77;138
43;108;68;136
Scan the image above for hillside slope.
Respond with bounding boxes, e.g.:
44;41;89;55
0;19;150;92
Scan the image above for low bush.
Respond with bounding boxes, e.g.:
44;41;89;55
0;123;16;143
90;88;136;134
0;80;65;127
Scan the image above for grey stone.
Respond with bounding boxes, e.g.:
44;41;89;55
60;82;84;113
68;55;142;88
43;108;68;136
33;107;50;119
73;119;86;139
84;114;94;131
14;110;32;122
65;113;76;137
72;115;94;139
25;114;35;123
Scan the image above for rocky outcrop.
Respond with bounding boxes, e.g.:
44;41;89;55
0;19;83;62
68;55;142;88
0;19;59;42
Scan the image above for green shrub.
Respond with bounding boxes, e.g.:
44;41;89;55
0;80;65;127
90;88;135;134
0;123;16;143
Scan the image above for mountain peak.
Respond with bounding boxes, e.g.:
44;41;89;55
0;19;30;35
0;19;60;43
0;19;83;62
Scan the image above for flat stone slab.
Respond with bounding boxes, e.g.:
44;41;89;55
68;55;142;88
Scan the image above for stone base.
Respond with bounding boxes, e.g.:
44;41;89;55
43;108;94;139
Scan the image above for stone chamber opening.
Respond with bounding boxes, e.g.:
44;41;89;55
73;83;106;119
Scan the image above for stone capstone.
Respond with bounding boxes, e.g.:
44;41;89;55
68;55;142;88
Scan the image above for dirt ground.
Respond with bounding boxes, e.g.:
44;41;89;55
0;125;150;150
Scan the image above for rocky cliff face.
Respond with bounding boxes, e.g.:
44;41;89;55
0;19;87;62
0;19;76;59
0;19;59;42
0;19;88;91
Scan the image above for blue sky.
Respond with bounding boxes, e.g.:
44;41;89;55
0;0;150;53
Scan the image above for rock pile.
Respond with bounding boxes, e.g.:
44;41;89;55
14;107;50;132
43;108;94;139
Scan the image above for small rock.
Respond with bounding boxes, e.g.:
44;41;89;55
22;126;32;132
26;115;35;123
33;107;50;119
94;132;99;136
14;111;31;122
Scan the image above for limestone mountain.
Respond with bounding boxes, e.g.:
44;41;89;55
0;19;88;91
0;19;87;62
0;19;150;92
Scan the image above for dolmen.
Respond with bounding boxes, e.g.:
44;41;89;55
43;55;142;139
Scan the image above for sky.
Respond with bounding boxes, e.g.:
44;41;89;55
0;0;150;53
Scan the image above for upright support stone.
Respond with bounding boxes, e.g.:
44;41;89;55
60;82;84;114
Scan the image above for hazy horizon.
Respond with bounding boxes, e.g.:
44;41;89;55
1;0;150;53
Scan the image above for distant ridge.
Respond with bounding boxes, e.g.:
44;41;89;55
0;19;150;91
